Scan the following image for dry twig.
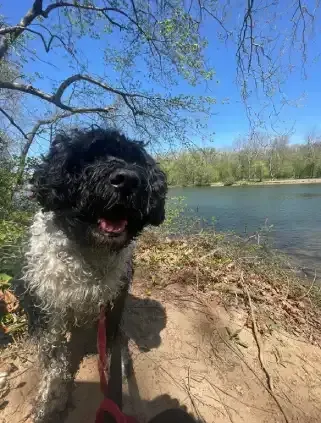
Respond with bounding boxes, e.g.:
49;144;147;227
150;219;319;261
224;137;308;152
184;367;204;422
298;270;317;300
240;272;290;423
206;378;237;423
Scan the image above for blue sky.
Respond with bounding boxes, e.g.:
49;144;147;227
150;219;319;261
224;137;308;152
2;1;321;152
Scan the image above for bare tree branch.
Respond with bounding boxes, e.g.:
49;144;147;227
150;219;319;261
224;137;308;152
197;0;232;40
0;0;156;60
0;24;75;58
0;0;45;59
0;107;28;139
0;73;152;113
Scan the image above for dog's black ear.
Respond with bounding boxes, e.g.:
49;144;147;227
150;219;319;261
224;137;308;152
147;166;167;226
31;132;77;211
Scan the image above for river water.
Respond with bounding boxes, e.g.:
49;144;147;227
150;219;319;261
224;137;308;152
169;184;321;283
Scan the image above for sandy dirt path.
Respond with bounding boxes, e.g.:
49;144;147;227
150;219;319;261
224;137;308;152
1;283;321;423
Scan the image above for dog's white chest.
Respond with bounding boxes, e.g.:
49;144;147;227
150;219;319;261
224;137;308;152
23;212;132;321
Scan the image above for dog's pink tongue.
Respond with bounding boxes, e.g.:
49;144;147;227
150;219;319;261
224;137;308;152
98;218;127;233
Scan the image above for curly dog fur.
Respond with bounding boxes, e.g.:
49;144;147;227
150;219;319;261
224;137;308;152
19;128;167;422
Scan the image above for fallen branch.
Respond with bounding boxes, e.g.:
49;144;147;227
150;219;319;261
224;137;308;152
206;378;236;423
204;378;276;414
184;367;205;422
298;269;317;300
240;272;290;423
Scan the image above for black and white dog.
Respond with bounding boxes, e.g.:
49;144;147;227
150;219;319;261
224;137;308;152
20;128;167;422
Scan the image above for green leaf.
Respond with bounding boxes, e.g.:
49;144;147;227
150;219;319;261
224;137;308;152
0;273;12;282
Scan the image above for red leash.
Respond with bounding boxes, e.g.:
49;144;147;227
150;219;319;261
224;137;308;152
95;305;138;423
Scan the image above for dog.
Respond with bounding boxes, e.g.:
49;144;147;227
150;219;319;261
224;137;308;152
18;128;167;423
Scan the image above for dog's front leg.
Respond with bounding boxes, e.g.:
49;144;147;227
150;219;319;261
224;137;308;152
34;326;72;423
107;277;132;380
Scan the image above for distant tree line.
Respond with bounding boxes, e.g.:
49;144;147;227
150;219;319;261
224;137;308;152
159;133;321;186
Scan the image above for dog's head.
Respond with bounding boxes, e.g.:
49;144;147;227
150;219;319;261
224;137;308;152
31;128;167;250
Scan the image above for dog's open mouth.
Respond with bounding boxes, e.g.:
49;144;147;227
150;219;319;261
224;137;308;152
98;218;128;235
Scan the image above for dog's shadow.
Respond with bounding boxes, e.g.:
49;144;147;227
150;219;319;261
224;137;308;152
122;294;167;352
73;293;166;359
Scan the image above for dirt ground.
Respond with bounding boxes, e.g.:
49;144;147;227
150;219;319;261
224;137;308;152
1;280;321;423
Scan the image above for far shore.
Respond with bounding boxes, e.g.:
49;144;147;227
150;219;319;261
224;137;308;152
211;178;321;187
169;178;321;188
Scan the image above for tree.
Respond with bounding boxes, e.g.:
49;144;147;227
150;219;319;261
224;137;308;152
161;131;321;186
266;136;290;179
0;0;219;191
303;131;321;178
234;132;268;181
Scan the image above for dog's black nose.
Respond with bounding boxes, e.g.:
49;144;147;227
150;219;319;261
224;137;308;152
109;169;140;191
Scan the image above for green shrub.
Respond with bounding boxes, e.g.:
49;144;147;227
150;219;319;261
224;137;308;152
0;154;38;276
160;196;188;234
157;196;216;236
0;211;32;275
223;177;235;186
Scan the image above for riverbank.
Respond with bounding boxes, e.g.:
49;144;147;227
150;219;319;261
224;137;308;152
168;178;321;188
168;184;321;284
136;230;321;338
